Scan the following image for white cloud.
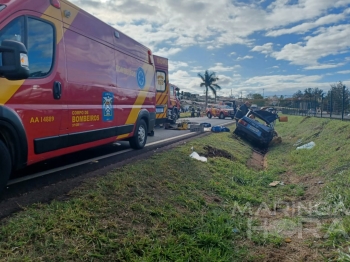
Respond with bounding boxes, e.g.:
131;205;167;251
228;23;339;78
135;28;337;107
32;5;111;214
245;74;324;85
209;63;241;72
70;0;350;51
251;43;274;54
237;55;253;61
271;24;350;68
169;61;189;72
304;63;345;70
337;70;350;74
266;11;349;36
68;0;350;96
169;70;203;94
155;47;182;57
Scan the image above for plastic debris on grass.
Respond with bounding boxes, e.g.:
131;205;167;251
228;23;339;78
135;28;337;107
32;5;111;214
211;126;231;133
189;152;208;162
296;141;315;150
269;181;281;187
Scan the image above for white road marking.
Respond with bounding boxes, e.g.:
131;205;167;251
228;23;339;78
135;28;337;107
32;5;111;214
7;121;234;186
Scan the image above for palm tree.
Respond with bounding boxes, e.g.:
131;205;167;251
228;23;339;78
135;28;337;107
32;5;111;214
198;70;221;108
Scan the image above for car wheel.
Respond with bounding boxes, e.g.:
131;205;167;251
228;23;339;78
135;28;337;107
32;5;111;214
207;112;212;119
0;140;12;193
129;119;148;149
219;112;224;119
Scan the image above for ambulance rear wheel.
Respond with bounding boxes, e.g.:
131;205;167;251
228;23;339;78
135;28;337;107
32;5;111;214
129;119;148;149
0;140;11;192
219;112;225;119
207;112;212;119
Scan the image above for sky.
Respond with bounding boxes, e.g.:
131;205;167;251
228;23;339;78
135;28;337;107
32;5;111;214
71;0;350;98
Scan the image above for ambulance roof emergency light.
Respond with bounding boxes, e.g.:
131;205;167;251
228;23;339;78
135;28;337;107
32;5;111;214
50;0;61;9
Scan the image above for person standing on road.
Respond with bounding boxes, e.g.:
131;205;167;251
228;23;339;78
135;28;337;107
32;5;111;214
235;101;251;122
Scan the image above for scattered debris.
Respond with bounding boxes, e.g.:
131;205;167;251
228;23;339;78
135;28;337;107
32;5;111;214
269;135;282;146
296;141;315;150
317;181;324;185
189;152;207;162
165;120;192;130
190;124;204;133
232;228;240;233
279;181;285;186
269;181;281;187
200;123;212;128
285;238;292;243
293;139;303;147
203;145;234;160
211;126;230;133
213;197;221;203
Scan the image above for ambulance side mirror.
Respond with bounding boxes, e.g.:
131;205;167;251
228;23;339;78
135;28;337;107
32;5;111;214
0;40;30;80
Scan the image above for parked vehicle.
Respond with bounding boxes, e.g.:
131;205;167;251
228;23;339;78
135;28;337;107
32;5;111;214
154;55;181;124
250;104;258;111
234;109;286;148
0;0;157;191
190;107;200;117
206;105;235;119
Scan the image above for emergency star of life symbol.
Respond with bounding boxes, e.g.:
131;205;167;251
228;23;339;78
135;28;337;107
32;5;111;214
103;95;112;116
137;67;146;89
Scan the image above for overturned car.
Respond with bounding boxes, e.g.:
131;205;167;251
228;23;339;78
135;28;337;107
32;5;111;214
234;109;287;148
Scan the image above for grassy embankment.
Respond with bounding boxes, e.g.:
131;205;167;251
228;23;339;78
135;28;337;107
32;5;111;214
0;116;350;261
179;111;191;118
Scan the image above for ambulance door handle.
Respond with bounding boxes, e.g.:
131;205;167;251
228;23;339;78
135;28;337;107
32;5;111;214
53;81;62;100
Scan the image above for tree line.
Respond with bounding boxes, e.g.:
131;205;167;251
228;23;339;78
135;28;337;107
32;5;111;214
190;68;348;111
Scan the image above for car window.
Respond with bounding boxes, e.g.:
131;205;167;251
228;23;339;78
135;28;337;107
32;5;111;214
0;16;54;77
27;18;54;78
0;16;25;44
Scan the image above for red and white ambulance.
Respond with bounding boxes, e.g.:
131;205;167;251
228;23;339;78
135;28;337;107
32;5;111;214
154;55;181;125
0;0;157;190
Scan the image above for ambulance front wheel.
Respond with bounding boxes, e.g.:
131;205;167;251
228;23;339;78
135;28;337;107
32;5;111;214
129;119;148;149
0;140;11;193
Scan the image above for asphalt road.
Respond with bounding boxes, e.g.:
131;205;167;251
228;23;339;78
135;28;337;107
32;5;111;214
4;117;234;196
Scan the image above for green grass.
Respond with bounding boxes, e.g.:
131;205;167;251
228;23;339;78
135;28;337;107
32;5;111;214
1;116;350;261
179;111;191;118
268;116;350;260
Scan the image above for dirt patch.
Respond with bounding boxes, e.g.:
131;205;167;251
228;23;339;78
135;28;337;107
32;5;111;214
202;193;222;205
252;243;325;262
203;145;234;160
248;170;329;261
247;151;266;170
